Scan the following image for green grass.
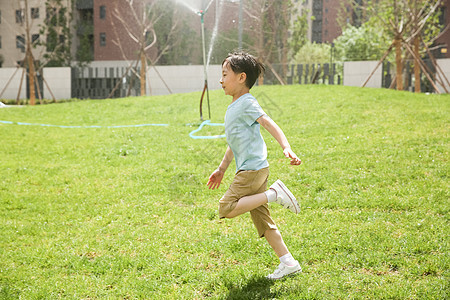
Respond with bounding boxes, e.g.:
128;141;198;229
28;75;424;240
0;85;448;299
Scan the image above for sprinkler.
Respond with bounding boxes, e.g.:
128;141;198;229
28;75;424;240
197;8;211;121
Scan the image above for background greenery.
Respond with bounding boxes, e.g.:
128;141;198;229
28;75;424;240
0;85;448;299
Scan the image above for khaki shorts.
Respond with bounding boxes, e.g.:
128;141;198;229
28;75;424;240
218;167;277;237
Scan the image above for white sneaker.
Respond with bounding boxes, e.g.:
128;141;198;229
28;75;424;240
267;262;302;280
269;180;300;214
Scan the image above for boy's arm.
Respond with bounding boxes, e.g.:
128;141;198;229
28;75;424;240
218;146;234;172
257;115;302;165
207;146;234;190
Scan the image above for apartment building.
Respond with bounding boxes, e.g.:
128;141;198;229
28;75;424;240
0;0;228;67
0;0;448;68
0;0;49;67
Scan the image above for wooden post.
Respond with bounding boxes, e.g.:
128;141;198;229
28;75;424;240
404;42;440;94
362;44;393;88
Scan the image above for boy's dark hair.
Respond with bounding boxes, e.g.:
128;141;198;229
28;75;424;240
222;52;265;89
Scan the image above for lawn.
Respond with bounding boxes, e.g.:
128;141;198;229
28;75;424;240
0;85;448;299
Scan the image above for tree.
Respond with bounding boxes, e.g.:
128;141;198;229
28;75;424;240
240;0;292;84
37;0;73;67
363;0;444;91
150;1;196;65
290;42;331;64
21;0;37;105
112;0;160;96
333;23;391;61
289;11;309;58
111;0;182;96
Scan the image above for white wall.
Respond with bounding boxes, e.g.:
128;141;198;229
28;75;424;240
43;67;71;100
147;65;222;96
343;61;382;88
2;60;446;101
0;68;27;100
436;59;450;93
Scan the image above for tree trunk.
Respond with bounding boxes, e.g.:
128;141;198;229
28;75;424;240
394;38;403;91
24;0;36;105
27;49;36;105
140;50;146;96
413;36;421;93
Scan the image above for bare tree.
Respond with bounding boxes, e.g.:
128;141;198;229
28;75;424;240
24;0;37;104
111;0;181;96
241;0;291;85
0;0;69;104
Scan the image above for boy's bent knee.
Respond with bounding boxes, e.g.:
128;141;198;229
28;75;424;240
218;201;238;219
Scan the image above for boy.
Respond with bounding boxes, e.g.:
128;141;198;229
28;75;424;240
207;52;302;280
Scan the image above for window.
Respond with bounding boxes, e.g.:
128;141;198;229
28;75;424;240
0;10;2;24
0;36;2;49
32;34;40;45
16;35;25;52
99;5;106;19
16;9;24;23
100;32;106;46
31;7;39;19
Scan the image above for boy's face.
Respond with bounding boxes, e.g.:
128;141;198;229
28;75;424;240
220;60;246;98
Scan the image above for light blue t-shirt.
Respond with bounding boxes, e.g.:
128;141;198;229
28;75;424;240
225;93;269;172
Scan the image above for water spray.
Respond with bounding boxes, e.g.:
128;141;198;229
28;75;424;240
175;0;216;121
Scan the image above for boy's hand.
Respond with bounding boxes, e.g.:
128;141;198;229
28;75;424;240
207;169;224;190
283;148;302;165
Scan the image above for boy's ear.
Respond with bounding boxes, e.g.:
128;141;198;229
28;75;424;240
239;72;247;83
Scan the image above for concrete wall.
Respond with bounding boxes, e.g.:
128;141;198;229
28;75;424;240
147;65;222;96
77;62;222;95
43;67;71;100
1;60;448;101
0;65;223;100
343;61;382;88
436;59;450;93
0;68;27;100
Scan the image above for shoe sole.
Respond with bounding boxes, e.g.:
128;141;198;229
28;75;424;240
274;180;300;214
267;267;302;280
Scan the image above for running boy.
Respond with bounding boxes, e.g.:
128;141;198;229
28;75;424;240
207;52;302;280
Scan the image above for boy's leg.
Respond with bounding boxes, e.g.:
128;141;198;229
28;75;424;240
265;227;302;279
264;228;289;258
219;168;270;219
249;186;302;280
224;192;268;218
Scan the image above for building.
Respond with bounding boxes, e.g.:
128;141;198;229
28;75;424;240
435;0;449;58
310;0;363;44
0;0;49;67
1;0;448;68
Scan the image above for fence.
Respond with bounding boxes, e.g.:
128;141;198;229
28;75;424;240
383;59;437;93
71;67;140;99
263;63;343;86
